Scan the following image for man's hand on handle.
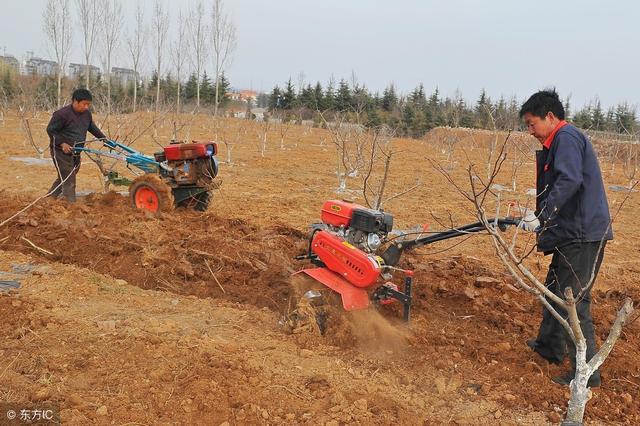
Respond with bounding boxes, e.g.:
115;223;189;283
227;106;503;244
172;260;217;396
518;209;541;233
60;143;73;154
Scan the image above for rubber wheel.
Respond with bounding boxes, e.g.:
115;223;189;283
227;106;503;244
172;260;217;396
129;174;175;214
178;190;211;212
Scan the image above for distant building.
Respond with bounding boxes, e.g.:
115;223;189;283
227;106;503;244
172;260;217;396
0;55;20;73
239;90;258;104
23;56;58;76
111;67;138;86
227;89;259;104
68;63;101;81
227;91;241;101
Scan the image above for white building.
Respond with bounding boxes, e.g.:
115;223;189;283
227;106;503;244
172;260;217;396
68;63;101;81
111;67;138;86
23;56;58;76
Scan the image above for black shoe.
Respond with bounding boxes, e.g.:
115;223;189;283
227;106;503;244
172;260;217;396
526;339;564;365
552;372;601;388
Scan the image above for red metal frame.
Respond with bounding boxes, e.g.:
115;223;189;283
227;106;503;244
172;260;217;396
298;268;370;311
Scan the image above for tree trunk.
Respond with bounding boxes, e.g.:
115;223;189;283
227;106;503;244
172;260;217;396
56;71;62;108
106;59;111;114
196;72;200;110
176;81;181;114
132;77;137;113
214;80;219;117
224;141;232;163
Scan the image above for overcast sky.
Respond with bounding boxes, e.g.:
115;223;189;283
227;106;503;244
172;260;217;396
2;0;639;110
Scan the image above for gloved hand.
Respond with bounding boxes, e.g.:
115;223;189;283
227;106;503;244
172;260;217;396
518;210;540;232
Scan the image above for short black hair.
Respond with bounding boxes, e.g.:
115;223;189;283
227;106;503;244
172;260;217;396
519;89;565;120
72;88;93;102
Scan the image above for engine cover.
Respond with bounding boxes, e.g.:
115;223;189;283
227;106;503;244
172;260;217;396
320;200;359;228
311;230;381;288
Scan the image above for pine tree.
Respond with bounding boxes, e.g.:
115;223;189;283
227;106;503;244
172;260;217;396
313;81;324;110
615;102;637;134
335;79;351;112
184;73;198;102
402;103;416;137
592;99;605;131
426;87;444;128
410;83;426;107
200;71;214;104
299;83;315;109
282;78;296;109
269;85;282;110
474;89;492;129
216;72;231;108
572;105;593;129
323;80;335;111
381;83;398;112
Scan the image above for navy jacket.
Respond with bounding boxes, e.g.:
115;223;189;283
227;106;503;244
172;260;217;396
46;105;105;150
535;123;613;253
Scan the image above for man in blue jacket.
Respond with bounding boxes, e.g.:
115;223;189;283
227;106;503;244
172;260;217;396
519;90;612;387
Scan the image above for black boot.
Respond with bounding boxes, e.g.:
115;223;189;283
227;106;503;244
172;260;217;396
526;339;564;365
552;370;601;387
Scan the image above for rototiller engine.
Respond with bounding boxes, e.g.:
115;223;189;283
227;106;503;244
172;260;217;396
74;138;220;213
296;200;520;321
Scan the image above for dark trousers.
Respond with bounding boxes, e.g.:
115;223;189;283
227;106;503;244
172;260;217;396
533;241;605;373
48;146;81;202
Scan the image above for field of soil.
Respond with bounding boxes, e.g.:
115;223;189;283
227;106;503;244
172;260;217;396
0;112;638;425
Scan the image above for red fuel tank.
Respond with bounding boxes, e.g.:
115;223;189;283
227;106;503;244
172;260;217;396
321;199;366;228
164;143;208;161
311;230;381;288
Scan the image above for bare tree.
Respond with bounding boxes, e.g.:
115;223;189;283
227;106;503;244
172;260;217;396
172;11;187;114
622;141;639;188
42;0;73;108
126;1;146;113
274;111;292;149
75;0;102;88
211;0;236;117
361;126;420;210
151;0;169;116
187;0;209;111
320;111;370;193
17;107;46;159
101;0;123;115
257;117;271;157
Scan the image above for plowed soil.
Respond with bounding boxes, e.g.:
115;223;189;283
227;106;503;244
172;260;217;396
0;113;638;425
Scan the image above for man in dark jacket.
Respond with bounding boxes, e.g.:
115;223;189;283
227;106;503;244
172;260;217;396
519;90;613;387
47;89;106;202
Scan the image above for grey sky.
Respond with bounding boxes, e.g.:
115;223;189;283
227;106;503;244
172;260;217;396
2;0;639;110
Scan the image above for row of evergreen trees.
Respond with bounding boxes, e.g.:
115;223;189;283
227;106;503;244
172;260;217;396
0;63;232;112
264;78;638;138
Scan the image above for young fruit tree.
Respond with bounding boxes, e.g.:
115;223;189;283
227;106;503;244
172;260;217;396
361;125;420;210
